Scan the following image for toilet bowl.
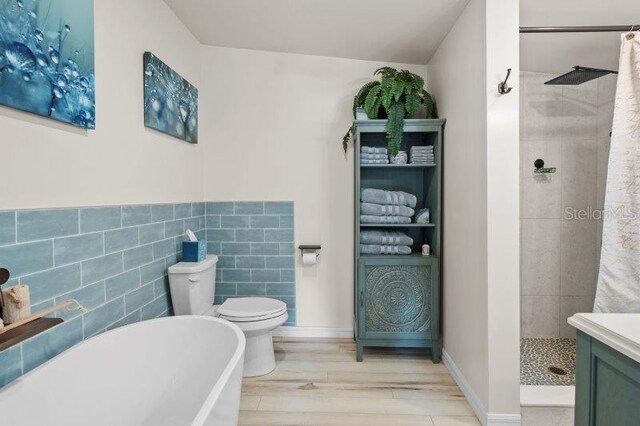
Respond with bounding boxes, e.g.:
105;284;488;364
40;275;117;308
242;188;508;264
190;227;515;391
168;255;288;377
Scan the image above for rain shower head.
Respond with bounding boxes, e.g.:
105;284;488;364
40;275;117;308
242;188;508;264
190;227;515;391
545;66;618;85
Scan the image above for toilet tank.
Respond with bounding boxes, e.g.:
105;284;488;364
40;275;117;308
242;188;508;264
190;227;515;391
168;255;218;316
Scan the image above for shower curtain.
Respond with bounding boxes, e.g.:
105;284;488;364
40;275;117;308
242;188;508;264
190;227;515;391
594;31;640;313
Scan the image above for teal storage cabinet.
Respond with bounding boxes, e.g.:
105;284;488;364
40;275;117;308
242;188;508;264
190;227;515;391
575;330;640;425
354;119;444;362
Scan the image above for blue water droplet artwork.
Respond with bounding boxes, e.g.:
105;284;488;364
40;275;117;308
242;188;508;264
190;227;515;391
143;52;198;144
0;0;95;129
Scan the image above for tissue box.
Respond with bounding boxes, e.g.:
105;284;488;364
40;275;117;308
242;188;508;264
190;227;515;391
182;241;207;262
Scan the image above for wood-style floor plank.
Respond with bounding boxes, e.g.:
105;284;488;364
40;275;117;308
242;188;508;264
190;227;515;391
239;337;478;425
238;411;435;425
242;381;395;399
432;416;482;425
273;359;450;374
391;385;466;400
257;395;474;416
328;371;457;386
240;395;262;411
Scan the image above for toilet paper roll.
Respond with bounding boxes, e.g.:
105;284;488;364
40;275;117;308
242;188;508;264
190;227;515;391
302;253;318;265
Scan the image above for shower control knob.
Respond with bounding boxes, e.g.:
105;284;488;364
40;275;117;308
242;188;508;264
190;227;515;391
534;159;545;169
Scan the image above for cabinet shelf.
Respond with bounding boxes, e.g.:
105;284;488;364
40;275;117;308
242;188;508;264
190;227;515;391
359;253;439;261
360;164;436;169
359;223;435;228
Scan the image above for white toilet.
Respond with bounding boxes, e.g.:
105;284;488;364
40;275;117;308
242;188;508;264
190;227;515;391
168;255;288;377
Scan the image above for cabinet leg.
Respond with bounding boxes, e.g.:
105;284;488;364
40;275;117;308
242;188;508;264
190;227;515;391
432;344;442;364
356;343;364;362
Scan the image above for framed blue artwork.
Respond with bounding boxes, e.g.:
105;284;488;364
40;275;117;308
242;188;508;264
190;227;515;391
0;0;95;129
143;52;198;144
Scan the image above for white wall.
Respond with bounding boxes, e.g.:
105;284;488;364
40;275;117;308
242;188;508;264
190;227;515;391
485;0;520;416
0;0;203;210
427;0;490;411
199;46;427;328
427;0;520;422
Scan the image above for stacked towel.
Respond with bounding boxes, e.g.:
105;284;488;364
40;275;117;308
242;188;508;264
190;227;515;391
361;146;390;164
361;215;412;224
360;244;412;255
361;230;414;246
361;188;417;209
410;146;435;164
361;202;415;217
361;146;388;155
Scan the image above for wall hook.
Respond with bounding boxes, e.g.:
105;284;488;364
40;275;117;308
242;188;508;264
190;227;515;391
498;68;513;95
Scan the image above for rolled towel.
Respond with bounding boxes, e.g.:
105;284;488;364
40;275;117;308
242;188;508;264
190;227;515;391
361;188;417;208
361;230;414;246
361;159;389;164
415;208;430;224
360;244;412;255
361;146;388;155
361;202;414;217
361;215;412;224
360;153;389;160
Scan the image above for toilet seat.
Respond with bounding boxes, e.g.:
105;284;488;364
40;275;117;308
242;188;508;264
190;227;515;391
217;297;287;322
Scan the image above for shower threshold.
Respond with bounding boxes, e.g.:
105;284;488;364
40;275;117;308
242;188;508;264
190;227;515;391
520;338;576;425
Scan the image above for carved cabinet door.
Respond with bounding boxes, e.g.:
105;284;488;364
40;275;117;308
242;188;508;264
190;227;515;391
358;257;435;341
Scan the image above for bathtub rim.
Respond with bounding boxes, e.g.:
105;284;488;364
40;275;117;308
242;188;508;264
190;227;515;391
188;315;246;425
0;315;246;426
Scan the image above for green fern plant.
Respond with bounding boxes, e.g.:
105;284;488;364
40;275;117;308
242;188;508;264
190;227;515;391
342;67;437;155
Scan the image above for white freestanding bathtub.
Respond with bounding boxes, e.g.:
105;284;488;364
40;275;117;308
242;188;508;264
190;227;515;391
0;316;245;426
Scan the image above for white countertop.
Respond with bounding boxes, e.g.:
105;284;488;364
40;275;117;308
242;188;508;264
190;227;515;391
568;313;640;364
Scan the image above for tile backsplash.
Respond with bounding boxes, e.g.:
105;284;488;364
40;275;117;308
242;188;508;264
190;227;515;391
0;200;297;388
205;202;296;326
0;202;206;387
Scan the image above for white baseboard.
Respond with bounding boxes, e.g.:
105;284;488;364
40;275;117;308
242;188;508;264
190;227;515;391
442;349;521;426
486;414;521;425
274;326;353;339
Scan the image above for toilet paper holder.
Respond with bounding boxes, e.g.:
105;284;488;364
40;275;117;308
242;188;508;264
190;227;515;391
299;245;322;260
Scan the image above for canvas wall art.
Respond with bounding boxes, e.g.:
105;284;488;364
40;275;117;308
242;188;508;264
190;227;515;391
0;0;95;129
143;52;198;144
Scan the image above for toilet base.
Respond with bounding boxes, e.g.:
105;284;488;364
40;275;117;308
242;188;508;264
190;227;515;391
223;311;288;377
243;332;276;377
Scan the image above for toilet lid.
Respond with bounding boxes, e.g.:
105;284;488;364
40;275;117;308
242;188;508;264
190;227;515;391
217;297;287;320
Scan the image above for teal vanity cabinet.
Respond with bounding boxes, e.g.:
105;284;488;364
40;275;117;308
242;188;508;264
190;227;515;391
354;119;444;362
570;314;640;426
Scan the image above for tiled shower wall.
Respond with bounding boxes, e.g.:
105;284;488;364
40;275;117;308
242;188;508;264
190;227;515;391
205;202;296;326
520;71;615;338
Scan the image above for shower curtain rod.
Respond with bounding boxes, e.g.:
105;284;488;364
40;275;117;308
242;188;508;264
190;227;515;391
520;25;639;34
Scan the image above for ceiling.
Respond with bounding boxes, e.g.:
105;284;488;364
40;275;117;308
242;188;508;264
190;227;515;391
521;0;640;73
162;0;469;65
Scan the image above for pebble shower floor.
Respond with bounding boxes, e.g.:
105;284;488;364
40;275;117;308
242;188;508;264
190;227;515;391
520;338;576;386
